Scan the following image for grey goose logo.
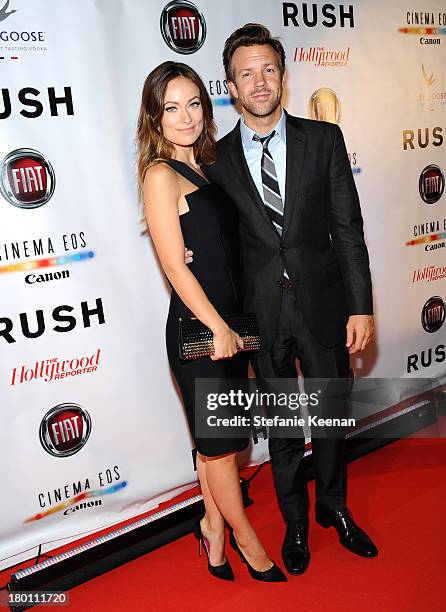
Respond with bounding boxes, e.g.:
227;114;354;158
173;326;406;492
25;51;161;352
0;0;17;22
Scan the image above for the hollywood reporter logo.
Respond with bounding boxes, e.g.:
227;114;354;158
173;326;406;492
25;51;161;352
39;403;92;457
160;0;206;54
11;348;101;386
0;148;55;208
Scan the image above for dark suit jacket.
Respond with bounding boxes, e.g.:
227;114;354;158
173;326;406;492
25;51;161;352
205;110;373;353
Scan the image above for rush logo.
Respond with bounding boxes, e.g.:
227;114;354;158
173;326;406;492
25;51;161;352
0;297;106;344
0;86;74;119
407;344;445;373
283;3;355;27
403;127;443;150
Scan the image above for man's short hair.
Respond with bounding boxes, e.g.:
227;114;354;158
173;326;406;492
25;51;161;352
223;23;286;83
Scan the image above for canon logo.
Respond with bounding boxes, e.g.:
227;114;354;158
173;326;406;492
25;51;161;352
25;270;70;285
64;500;102;515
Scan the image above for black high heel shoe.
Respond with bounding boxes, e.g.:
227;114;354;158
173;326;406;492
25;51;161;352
229;530;287;582
193;524;234;581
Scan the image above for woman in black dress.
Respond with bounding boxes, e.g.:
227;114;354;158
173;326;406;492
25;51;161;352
137;62;285;583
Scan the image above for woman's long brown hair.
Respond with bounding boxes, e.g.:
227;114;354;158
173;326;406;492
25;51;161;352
136;61;216;203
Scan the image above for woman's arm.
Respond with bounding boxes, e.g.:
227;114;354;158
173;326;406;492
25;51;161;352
144;163;242;359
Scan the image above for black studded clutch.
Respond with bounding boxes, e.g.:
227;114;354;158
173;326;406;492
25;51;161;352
178;313;261;361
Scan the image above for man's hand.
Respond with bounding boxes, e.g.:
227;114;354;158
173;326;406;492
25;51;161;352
346;315;374;354
184;247;193;264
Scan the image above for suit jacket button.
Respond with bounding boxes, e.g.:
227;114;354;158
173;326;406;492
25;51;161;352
279;247;287;253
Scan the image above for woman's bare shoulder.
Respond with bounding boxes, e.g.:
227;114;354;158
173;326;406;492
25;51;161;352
145;161;177;182
144;161;180;198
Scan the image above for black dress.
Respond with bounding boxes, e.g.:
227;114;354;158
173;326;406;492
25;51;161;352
165;160;249;457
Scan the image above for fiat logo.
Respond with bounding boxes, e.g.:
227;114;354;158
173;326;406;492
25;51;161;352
39;403;92;457
419;165;444;204
160;0;206;54
421;296;445;333
0;148;55;209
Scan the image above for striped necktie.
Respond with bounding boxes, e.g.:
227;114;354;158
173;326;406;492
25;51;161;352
253;131;289;279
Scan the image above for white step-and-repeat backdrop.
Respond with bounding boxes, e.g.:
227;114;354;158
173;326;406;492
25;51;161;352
1;0;445;567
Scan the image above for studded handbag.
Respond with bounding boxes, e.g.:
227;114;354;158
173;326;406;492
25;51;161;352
178;313;261;360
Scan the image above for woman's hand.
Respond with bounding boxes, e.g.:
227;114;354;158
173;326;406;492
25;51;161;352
211;326;244;360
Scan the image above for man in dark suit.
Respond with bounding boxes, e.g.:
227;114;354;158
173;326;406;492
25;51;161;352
201;23;378;575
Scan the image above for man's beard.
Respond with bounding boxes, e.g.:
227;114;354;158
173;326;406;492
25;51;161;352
242;90;282;118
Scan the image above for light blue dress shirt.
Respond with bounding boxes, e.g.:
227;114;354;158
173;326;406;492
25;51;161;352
239;108;287;206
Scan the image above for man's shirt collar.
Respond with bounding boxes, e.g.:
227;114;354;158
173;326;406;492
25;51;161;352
240;107;286;150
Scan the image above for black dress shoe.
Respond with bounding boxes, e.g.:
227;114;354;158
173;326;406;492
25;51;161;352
229;530;287;582
281;520;310;575
315;504;378;558
193;524;234;581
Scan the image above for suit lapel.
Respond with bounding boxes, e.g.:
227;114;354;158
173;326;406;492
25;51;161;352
283;114;306;239
226;122;279;238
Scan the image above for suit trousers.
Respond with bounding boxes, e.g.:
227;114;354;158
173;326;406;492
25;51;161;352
251;286;351;521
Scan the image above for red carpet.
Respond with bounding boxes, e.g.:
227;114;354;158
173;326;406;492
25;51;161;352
2;433;445;611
